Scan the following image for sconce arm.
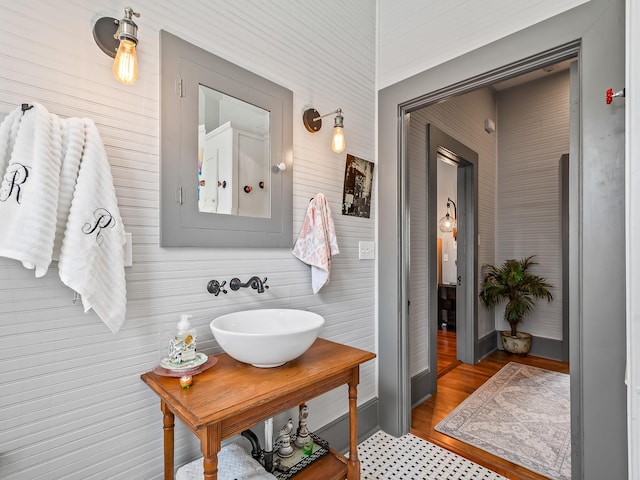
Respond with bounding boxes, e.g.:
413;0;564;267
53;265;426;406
447;198;457;219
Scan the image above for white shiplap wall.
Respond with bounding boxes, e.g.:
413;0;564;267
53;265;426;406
407;87;497;376
0;1;376;479
438;161;457;286
377;0;589;89
495;71;569;339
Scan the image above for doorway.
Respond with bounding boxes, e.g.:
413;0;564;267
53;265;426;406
432;135;478;380
436;155;459;377
381;39;574;465
428;126;478;373
408;122;478;405
411;61;574;407
378;9;627;473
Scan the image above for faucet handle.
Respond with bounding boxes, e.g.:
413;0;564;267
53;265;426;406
207;279;227;296
254;277;269;291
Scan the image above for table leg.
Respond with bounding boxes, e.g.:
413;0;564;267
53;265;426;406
161;401;175;480
347;367;361;480
200;423;222;480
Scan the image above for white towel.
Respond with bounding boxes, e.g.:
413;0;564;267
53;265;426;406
292;193;339;293
0;104;63;277
58;119;127;334
176;443;277;480
0;107;22;174
52;117;85;261
0;105;127;333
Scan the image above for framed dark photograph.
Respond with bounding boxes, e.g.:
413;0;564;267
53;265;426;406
342;154;374;218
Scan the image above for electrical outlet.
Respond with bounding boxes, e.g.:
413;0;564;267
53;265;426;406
358;241;375;260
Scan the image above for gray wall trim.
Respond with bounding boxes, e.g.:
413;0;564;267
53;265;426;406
567;57;583;477
478;331;497;360
410;370;432;407
315;398;379;453
377;104;411;437
561;153;570;363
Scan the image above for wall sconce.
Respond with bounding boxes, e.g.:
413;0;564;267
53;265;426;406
438;197;457;240
93;6;141;85
302;107;345;153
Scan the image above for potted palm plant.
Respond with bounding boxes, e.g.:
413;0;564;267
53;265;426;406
479;256;553;355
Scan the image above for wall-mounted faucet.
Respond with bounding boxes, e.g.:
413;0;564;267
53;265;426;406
207;276;269;295
230;276;269;293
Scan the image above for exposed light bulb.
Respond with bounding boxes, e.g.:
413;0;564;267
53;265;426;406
331;108;345;153
332;126;345;153
112;39;138;85
438;212;457;233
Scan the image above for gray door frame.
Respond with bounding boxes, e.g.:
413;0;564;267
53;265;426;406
426;126;479;389
377;2;626;478
414;125;479;401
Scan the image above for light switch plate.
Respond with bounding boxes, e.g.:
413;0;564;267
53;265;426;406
123;233;133;267
359;241;375;260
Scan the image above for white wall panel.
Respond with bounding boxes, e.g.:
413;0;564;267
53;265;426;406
408;118;429;377
377;0;588;89
438;162;458;285
0;1;375;478
496;71;569;340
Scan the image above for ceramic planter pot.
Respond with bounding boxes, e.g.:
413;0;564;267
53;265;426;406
500;331;532;355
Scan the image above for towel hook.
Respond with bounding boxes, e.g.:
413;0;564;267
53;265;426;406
21;103;33;115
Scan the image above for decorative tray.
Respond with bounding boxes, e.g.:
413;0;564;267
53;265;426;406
160;352;208;371
271;432;329;479
152;353;217;377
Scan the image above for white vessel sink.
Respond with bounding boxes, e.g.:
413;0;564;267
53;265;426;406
210;309;325;368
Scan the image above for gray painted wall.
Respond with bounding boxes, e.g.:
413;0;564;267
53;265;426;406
496;70;569;341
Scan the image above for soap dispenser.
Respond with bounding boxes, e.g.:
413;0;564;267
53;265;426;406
168;314;197;365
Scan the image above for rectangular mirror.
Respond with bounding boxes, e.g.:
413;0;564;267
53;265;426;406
160;30;293;247
198;85;271;218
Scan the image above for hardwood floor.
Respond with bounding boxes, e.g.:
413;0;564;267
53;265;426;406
412;330;570;480
437;329;461;376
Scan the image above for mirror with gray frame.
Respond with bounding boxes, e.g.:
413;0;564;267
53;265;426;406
160;30;293;247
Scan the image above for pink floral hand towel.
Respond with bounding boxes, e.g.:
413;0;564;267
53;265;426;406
292;193;339;293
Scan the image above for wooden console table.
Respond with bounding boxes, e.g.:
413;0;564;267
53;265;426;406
141;338;375;480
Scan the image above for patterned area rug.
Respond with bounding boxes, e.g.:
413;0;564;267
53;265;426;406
358;431;506;479
435;362;571;480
